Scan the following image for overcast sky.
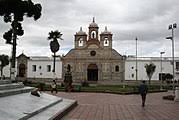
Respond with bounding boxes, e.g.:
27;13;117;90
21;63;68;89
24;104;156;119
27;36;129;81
0;0;179;58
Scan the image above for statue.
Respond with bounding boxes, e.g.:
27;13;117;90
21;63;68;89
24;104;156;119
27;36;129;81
64;65;73;92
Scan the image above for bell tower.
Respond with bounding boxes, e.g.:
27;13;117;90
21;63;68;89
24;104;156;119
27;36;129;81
87;17;100;46
74;27;87;49
88;17;99;41
100;26;112;49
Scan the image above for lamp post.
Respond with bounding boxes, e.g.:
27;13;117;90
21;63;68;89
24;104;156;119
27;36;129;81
0;61;1;80
135;37;138;81
166;23;177;91
160;51;165;90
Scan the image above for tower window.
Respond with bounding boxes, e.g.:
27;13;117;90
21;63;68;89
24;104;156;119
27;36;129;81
104;38;109;46
78;38;83;47
91;31;96;39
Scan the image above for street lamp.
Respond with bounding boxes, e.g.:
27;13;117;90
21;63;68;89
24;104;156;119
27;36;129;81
166;23;177;91
160;51;165;90
135;37;138;81
0;61;1;80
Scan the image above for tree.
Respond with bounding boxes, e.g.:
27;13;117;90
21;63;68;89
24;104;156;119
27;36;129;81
47;30;63;73
145;63;156;84
0;0;42;80
0;54;9;78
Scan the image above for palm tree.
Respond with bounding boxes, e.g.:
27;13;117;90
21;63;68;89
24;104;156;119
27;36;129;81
48;30;63;73
0;0;42;80
145;63;156;84
0;55;9;79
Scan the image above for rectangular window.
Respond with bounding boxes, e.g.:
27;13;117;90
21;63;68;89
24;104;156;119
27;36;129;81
47;65;51;72
176;62;179;71
32;65;36;72
159;73;166;80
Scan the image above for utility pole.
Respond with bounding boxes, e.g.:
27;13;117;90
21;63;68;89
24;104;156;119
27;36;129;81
160;51;165;90
136;37;138;81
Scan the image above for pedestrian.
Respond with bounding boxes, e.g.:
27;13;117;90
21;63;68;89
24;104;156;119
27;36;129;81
51;79;58;94
139;80;148;107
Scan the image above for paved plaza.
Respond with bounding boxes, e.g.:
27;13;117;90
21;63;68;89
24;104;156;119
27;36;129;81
48;91;179;120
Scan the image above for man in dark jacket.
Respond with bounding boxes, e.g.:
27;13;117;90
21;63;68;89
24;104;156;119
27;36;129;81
139;81;148;107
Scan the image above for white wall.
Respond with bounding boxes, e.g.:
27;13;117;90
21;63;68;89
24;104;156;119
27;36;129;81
2;56;178;81
125;58;174;81
0;57;62;80
27;58;62;79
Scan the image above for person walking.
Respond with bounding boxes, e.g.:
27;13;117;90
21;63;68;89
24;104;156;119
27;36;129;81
51;79;58;94
139;80;148;107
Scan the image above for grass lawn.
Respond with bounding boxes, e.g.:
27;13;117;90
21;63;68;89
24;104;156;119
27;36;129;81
24;82;167;94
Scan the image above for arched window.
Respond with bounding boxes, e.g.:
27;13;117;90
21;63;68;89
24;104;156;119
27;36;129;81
78;38;83;46
115;65;119;72
91;31;96;38
104;37;109;46
67;64;71;72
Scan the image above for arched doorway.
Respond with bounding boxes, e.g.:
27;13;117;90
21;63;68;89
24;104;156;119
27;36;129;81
87;64;98;81
19;64;26;77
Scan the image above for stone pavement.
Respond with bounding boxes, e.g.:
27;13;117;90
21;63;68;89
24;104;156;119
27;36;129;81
50;91;179;120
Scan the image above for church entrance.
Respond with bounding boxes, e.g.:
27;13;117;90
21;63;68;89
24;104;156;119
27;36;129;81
19;64;26;77
87;64;98;81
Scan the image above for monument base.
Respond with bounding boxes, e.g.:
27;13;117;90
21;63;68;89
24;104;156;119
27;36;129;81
175;87;179;102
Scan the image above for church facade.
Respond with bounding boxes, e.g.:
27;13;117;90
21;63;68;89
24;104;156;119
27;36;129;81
62;19;125;83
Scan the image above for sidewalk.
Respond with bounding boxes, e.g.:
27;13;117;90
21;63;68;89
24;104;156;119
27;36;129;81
50;91;179;120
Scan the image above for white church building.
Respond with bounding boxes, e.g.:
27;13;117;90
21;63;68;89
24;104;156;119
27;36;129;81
0;53;62;82
1;53;179;82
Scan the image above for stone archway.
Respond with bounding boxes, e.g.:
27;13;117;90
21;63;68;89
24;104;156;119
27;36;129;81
19;64;26;77
87;64;98;81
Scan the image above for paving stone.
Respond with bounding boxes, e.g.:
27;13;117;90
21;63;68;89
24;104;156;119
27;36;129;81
55;91;179;120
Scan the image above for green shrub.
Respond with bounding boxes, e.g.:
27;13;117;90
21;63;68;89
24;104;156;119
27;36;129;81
81;81;89;87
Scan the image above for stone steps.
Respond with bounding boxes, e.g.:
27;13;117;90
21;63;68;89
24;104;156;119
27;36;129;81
0;80;11;84
0;86;34;97
0;83;24;90
0;80;33;97
0;79;77;119
0;92;77;120
29;98;77;120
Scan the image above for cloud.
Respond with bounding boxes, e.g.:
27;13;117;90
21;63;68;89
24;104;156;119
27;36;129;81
0;0;179;57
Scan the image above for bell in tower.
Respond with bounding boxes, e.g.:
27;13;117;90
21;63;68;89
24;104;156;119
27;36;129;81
100;26;113;49
88;17;99;41
74;27;87;49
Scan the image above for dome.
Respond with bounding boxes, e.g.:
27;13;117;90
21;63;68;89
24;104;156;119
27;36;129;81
76;27;86;35
101;26;111;34
89;17;98;28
